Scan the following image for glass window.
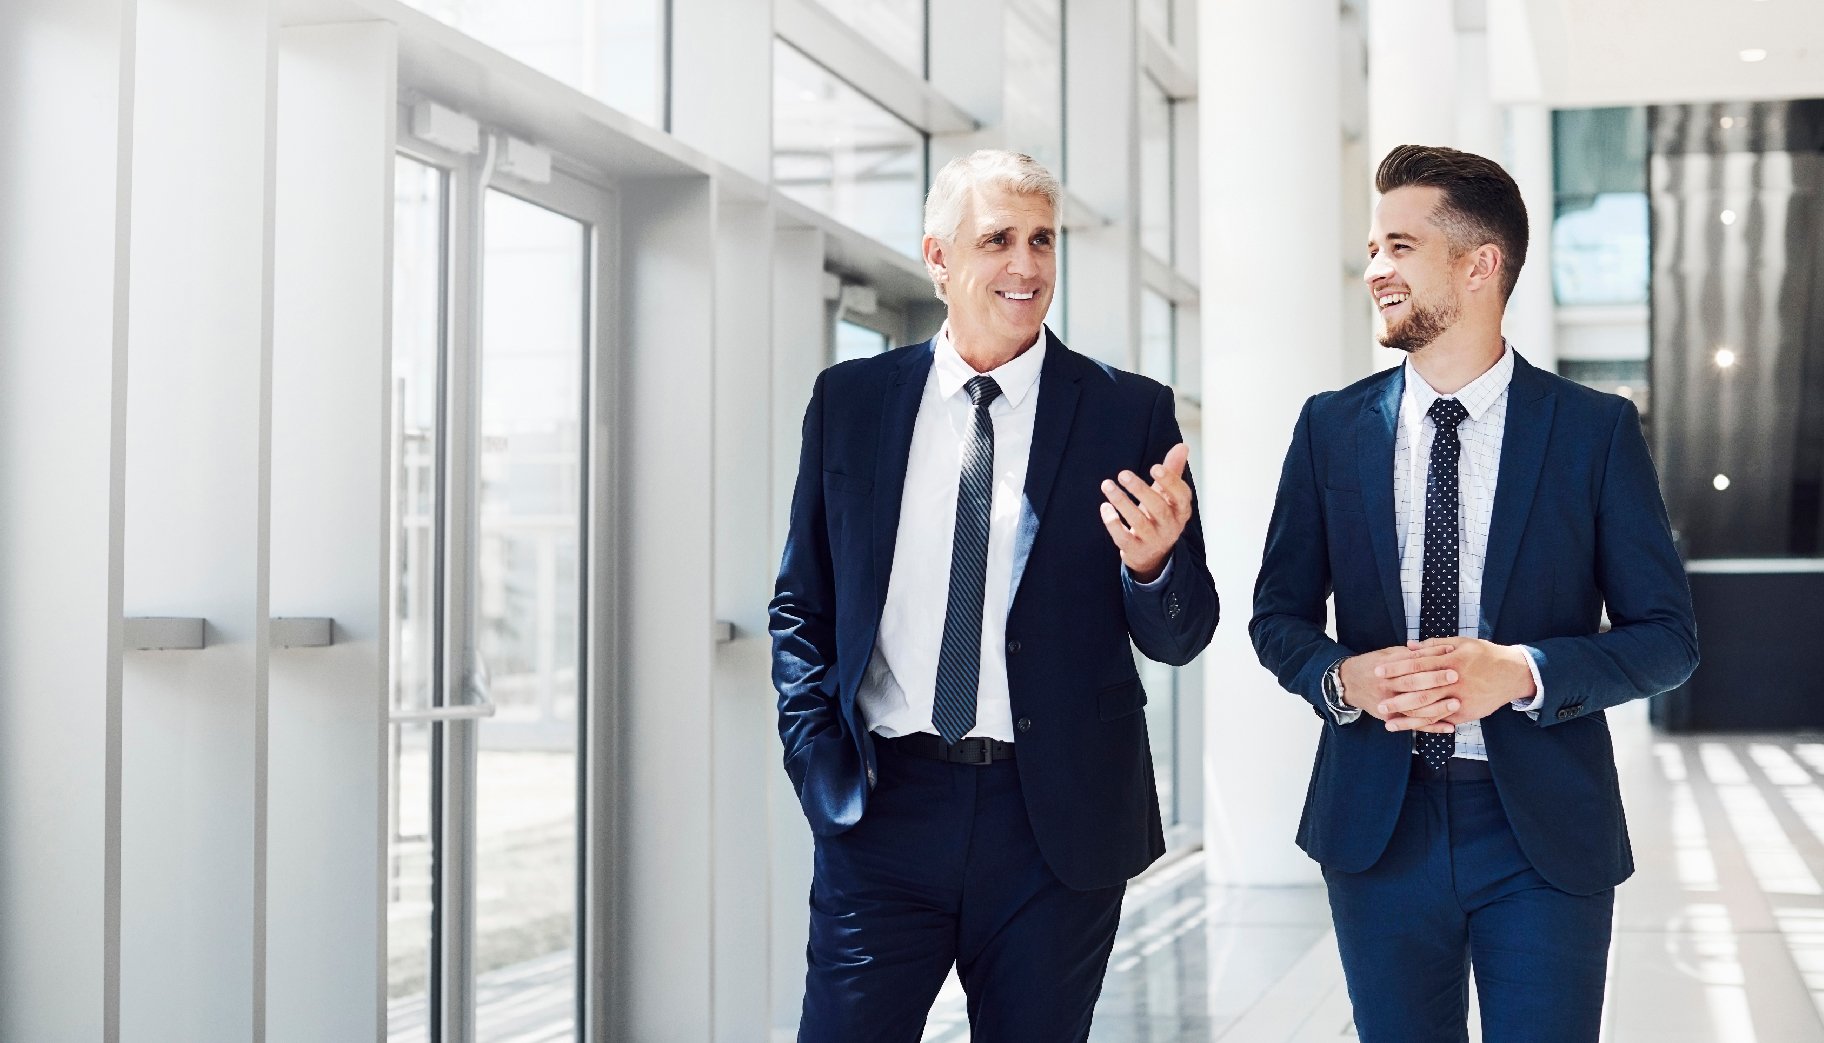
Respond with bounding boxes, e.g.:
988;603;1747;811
1140;75;1173;264
806;0;925;76
473;188;588;1040
1138;658;1178;828
774;40;927;258
835;318;889;363
1004;0;1063;174
1552;107;1648;305
386;154;444;1043
400;0;664;127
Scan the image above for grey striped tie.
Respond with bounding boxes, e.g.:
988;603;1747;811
931;375;1003;745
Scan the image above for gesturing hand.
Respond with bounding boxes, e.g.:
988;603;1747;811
1099;442;1193;583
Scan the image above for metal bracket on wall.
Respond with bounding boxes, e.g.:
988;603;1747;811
271;617;334;648
124;617;206;651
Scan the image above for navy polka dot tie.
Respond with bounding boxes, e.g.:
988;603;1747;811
1416;397;1469;772
931;375;1002;745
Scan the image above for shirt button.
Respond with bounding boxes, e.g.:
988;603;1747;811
1017;717;1032;733
1007;639;1021;654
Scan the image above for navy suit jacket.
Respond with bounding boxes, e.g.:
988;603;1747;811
1250;352;1698;896
770;331;1218;891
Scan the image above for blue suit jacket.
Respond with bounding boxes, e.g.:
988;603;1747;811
1250;352;1698;896
769;332;1218;891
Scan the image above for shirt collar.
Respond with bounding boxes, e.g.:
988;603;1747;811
934;323;1048;408
1403;340;1516;424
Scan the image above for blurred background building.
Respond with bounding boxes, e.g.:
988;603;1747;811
2;0;1821;1039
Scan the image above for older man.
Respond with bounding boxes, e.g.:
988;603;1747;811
770;150;1218;1040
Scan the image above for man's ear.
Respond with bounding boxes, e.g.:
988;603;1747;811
1465;243;1503;295
922;235;948;288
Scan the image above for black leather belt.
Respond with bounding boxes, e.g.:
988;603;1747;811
1410;754;1494;781
880;732;1017;765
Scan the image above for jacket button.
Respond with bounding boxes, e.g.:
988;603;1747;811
1007;639;1021;654
1017;717;1032;733
867;766;877;786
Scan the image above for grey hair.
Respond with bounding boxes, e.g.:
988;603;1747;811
923;150;1062;302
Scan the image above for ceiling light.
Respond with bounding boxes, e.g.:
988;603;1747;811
1721;209;1738;225
1720;116;1736;129
1715;348;1737;368
1714;474;1732;491
1740;48;1768;63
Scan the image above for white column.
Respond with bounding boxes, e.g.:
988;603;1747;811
1504;103;1558;371
0;2;134;1037
614;177;718;1041
709;197;777;1040
1063;1;1139;366
118;0;274;1037
267;21;397;1042
1200;0;1345;886
670;0;772;180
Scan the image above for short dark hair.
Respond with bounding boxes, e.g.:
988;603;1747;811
1375;144;1529;302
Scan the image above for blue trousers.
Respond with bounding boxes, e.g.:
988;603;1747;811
1323;773;1614;1043
798;741;1125;1043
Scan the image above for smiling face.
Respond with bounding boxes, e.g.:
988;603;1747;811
923;184;1057;359
1364;185;1466;355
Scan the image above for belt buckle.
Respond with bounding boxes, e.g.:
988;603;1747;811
950;738;992;765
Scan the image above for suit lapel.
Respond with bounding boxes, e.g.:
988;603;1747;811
872;342;934;615
1009;332;1082;606
1480;353;1556;638
1358;368;1408;642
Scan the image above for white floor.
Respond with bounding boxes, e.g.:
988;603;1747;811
928;701;1824;1041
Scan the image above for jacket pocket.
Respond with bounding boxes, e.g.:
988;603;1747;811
1097;677;1148;721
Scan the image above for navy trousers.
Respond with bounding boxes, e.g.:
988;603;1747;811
1323;769;1614;1043
799;740;1125;1043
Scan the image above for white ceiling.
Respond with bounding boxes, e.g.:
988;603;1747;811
1489;0;1824;107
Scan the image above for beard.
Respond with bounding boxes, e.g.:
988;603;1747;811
1377;291;1460;354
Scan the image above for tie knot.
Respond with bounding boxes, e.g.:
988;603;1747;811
1428;397;1469;431
966;375;1003;409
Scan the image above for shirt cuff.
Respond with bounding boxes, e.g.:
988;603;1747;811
1123;554;1174;590
1323;657;1362;725
1511;645;1545;721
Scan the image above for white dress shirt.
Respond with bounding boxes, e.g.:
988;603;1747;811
1328;344;1545;755
858;325;1048;741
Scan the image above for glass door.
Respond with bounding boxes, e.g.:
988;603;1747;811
387;130;610;1043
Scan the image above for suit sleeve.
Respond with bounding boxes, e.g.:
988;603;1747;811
768;372;841;782
1249;397;1355;719
1528;399;1699;725
1123;384;1219;666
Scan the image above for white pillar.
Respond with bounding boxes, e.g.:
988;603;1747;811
119;0;274;1036
1200;0;1345;886
1504;103;1558;371
0;2;134;1036
268;21;397;1041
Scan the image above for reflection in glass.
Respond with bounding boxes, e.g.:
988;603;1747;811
400;0;664;127
774;40;927;258
474;188;586;1041
387;155;443;1041
807;0;925;76
836;318;889;363
1552;107;1648;305
1140;75;1173;264
1004;0;1063;174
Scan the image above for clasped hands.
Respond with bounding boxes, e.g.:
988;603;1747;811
1098;442;1192;584
1339;637;1538;732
